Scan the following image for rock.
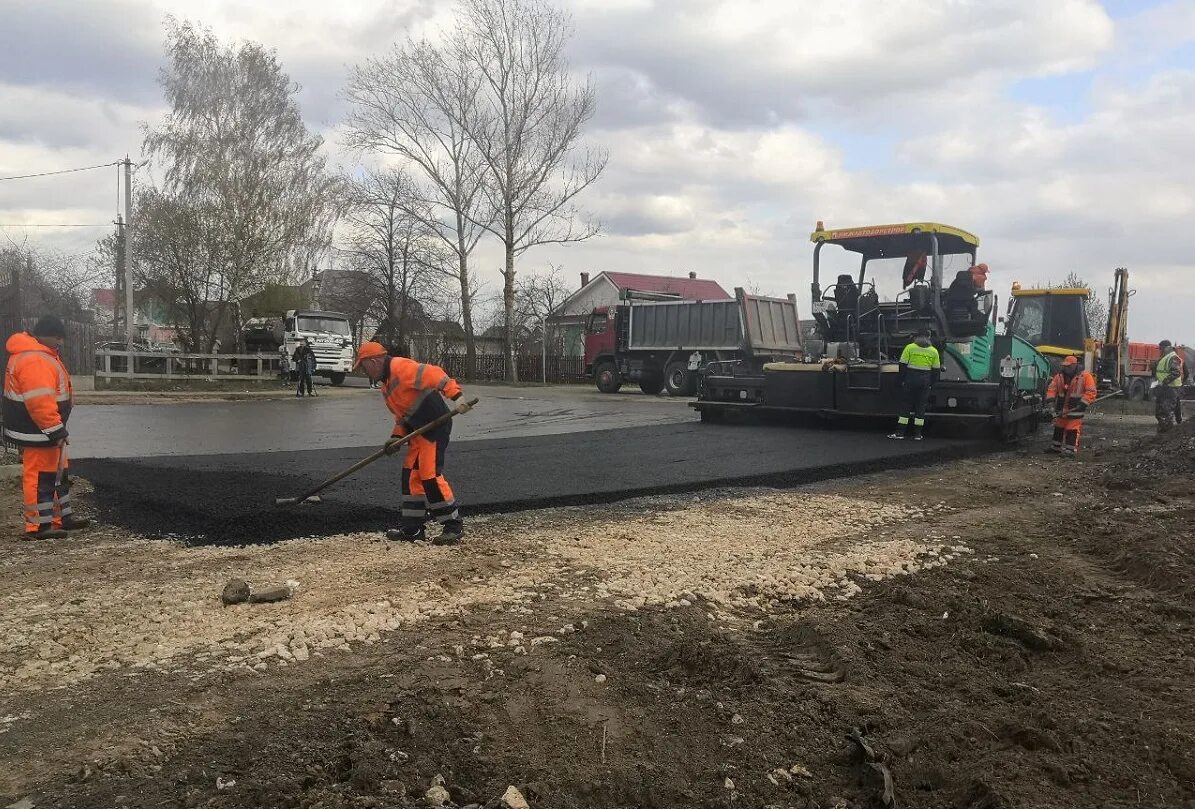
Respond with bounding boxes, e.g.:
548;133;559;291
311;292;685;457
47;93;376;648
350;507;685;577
499;785;531;809
6;798;35;809
594;674;607;684
221;579;251;606
730;713;744;725
425;784;451;806
723;777;735;790
251;585;293;604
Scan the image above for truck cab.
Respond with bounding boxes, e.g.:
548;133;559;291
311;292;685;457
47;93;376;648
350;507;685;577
282;310;355;385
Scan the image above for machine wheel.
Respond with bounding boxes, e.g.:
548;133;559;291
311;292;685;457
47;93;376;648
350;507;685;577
329;372;346;386
595;361;622;394
664;361;696;397
1127;378;1147;401
639;377;663;395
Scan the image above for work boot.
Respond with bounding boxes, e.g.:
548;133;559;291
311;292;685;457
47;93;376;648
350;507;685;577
887;432;905;440
433;525;463;547
386;528;426;542
1043;446;1061;454
61;517;91;532
912;427;924;441
22;527;68;540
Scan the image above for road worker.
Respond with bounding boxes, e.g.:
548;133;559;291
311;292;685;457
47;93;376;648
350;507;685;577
1154;340;1185;434
1044;355;1097;455
354;342;466;545
889;327;942;441
3;315;89;539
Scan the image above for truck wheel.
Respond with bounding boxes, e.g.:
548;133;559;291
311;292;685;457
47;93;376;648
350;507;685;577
639;377;663;395
665;361;696;397
595;361;622;394
329;372;346;386
1127;378;1146;401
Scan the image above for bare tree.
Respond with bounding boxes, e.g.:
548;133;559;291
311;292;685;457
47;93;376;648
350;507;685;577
340;169;448;352
1;236;108;320
450;0;607;380
138;20;339;351
344;39;491;375
512;263;571;354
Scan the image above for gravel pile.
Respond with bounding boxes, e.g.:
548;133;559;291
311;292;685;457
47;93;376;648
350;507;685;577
0;489;966;693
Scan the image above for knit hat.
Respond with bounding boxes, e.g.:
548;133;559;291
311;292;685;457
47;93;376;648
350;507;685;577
31;315;66;338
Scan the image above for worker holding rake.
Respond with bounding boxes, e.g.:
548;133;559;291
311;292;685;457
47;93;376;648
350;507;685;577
354;342;467;546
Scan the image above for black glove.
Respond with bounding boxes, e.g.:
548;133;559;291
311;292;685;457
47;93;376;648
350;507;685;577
451;392;463;401
44;425;68;445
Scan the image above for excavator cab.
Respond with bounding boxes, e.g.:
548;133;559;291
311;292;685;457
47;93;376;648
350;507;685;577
1005;286;1090;368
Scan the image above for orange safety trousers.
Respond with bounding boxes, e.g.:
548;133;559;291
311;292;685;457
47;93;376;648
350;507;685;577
400;432;460;534
21;445;72;533
1051;416;1083;455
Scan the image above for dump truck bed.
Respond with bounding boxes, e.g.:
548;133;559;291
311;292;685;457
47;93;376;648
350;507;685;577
625;290;803;356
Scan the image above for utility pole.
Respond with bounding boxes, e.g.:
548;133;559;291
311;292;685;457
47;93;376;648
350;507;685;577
122;156;135;350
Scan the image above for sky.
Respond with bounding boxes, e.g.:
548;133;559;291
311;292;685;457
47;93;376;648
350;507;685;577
1;0;1193;341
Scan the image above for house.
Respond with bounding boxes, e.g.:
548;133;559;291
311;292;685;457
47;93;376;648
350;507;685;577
89;288;178;348
548;271;731;356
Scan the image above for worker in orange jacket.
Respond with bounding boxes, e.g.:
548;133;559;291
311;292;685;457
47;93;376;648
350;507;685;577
3;316;90;538
355;342;466;545
1044;355;1097;456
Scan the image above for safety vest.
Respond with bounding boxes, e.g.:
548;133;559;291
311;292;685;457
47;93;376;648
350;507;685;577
1156;351;1184;388
1046;370;1096;415
2;332;73;447
382;357;463;433
900;342;941;371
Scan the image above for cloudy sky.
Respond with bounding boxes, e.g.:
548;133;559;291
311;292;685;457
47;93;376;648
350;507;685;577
2;0;1193;340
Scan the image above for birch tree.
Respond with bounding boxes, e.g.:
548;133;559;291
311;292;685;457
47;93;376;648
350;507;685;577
139;20;339;351
451;0;606;380
345;40;490;375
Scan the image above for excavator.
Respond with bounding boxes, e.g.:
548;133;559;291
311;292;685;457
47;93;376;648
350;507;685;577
1005;268;1190;400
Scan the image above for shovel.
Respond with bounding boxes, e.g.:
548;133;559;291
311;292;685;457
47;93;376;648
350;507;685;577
273;397;478;506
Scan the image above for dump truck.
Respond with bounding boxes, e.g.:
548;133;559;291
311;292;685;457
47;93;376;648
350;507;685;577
241;310;356;385
693;222;1051;439
584;288;804;395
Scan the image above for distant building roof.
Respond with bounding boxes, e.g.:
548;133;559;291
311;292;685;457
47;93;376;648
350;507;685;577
600;271;730;300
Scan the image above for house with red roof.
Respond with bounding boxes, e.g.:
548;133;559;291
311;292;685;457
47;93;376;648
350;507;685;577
548;271;731;356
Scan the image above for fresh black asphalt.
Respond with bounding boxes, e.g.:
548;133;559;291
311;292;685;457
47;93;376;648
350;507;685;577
73;422;991;546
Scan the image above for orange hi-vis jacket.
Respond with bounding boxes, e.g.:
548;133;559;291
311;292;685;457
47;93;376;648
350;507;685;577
3;332;73;447
1046;369;1096;418
382;357;463;436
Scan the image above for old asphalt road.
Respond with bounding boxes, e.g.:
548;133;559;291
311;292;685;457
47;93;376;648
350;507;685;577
71;387;990;545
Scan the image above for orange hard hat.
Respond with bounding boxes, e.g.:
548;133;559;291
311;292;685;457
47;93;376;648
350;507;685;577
1062;355;1079;366
354;341;387;369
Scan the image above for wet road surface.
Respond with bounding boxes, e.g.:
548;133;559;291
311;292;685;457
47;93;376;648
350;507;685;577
67;384;691;458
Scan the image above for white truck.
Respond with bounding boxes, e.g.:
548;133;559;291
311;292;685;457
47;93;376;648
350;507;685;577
278;310;355;385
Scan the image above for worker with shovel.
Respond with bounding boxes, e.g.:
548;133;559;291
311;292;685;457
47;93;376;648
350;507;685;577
1045;355;1097;455
354;342;467;546
2;315;90;539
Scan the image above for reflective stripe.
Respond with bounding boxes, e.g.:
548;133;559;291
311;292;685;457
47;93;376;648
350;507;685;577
401;508;427;518
913;418;925;426
897;416;910;425
32;500;56;511
3;386;56;401
3;427;51;443
25;514;54;525
57;493;71;505
437;377;449;391
414;363;426;390
383;377;402;399
433;509;460;524
59;506;74;516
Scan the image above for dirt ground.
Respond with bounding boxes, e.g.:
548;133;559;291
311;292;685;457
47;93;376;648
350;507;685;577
2;413;1193;809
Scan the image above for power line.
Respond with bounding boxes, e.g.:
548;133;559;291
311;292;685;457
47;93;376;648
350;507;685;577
0;223;111;228
0;162;120;182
